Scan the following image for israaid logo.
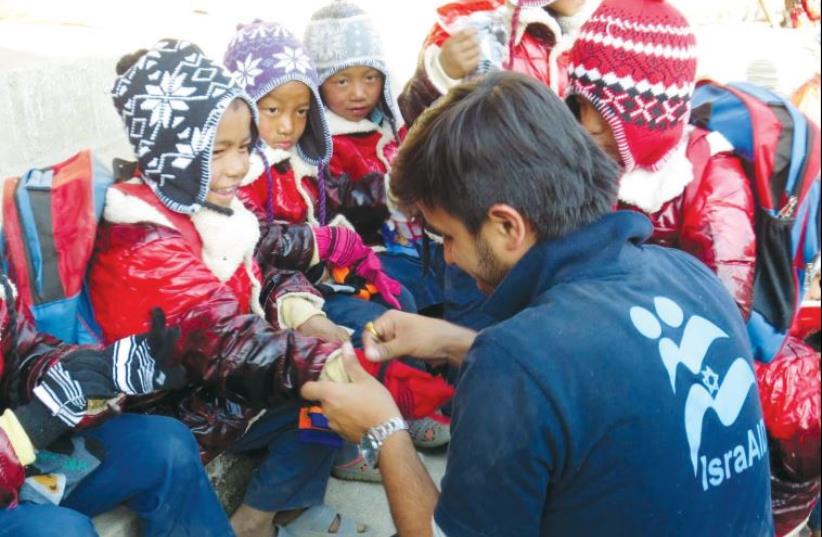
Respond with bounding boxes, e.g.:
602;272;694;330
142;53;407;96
629;297;763;490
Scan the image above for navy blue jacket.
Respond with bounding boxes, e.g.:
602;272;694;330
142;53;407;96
435;212;773;536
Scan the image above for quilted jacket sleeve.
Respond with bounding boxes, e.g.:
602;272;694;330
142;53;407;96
0;280;85;404
679;152;757;318
399;49;447;127
255;220;318;273
90;224;337;408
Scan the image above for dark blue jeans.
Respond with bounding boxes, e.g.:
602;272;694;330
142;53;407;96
0;414;232;537
229;403;337;512
378;252;443;312
322;285;417;347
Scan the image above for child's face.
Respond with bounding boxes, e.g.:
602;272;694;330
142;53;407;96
258;81;311;151
207;100;253;208
575;96;621;167
320;66;383;122
547;0;586;17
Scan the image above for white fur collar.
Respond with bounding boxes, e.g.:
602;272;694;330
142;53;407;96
104;186;265;317
104;185;175;229
325;110;382;136
618;135;694;214
618;129;737;214
243;146;292;187
508;4;563;47
326;110;397;171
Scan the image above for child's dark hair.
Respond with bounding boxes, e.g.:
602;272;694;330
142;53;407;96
115;48;149;76
391;71;619;242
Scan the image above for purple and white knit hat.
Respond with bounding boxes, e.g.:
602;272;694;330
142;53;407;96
224;20;332;167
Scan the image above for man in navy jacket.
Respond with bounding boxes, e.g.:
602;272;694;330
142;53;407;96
302;71;774;536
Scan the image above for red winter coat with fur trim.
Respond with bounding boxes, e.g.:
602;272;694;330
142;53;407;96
239;147;321;226
325;111;405;242
618;127;757;318
398;0;570;125
89;182;337;460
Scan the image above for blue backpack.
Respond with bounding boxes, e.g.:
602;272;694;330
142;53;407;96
691;80;821;362
1;150;114;344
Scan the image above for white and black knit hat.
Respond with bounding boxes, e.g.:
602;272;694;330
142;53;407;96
303;0;401;125
112;39;258;214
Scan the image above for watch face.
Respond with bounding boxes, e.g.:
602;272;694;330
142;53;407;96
359;434;379;468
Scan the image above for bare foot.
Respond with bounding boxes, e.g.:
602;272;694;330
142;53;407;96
230;504;275;537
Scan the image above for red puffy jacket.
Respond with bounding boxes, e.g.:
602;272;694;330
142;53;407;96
618;128;757;319
89;182;338;460
240;148;321;226
755;337;821;536
398;0;569;125
325;111;405;243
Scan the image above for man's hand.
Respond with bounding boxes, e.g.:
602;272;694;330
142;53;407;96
301;344;401;443
439;28;482;79
298;315;351;344
362;310;477;365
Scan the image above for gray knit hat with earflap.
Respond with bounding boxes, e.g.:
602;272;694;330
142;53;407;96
303;0;401;126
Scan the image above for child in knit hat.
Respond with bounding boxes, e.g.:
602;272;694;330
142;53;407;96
566;0;756;318
225;19;453;478
399;0;587;126
303;1;444;314
223;19;408;320
93;39;376;537
225;20;331;227
567;3;821;533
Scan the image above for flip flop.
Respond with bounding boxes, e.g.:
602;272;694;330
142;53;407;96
283;504;374;537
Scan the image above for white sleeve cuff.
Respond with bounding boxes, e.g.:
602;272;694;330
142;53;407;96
424;45;464;96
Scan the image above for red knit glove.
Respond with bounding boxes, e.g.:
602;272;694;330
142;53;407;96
314;226;403;309
355;350;454;420
0;426;26;508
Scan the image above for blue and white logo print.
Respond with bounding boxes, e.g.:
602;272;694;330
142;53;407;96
630;297;766;491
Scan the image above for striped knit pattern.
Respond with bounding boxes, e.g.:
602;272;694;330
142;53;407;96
568;0;697;171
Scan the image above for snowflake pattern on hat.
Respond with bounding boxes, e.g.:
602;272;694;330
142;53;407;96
224;20;332;167
112;39;257;214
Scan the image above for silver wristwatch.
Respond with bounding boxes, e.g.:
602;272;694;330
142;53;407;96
358;417;409;469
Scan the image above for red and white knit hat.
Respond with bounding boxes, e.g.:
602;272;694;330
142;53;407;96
568;0;697;172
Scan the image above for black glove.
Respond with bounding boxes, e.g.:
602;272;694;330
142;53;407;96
31;308;186;428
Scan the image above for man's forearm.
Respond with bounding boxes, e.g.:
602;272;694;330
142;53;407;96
443;322;476;366
380;430;440;536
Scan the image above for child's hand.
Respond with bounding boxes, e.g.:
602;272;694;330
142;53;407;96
298;315;351;344
439;28;482;79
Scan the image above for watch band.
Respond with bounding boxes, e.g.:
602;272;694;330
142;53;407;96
368;416;409;445
361;416;409;469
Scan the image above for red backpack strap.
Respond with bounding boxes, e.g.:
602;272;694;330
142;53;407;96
1;177;33;307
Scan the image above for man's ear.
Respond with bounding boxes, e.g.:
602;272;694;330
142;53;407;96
485;203;535;253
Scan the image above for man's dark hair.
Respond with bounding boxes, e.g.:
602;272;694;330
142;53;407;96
391;71;619;241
